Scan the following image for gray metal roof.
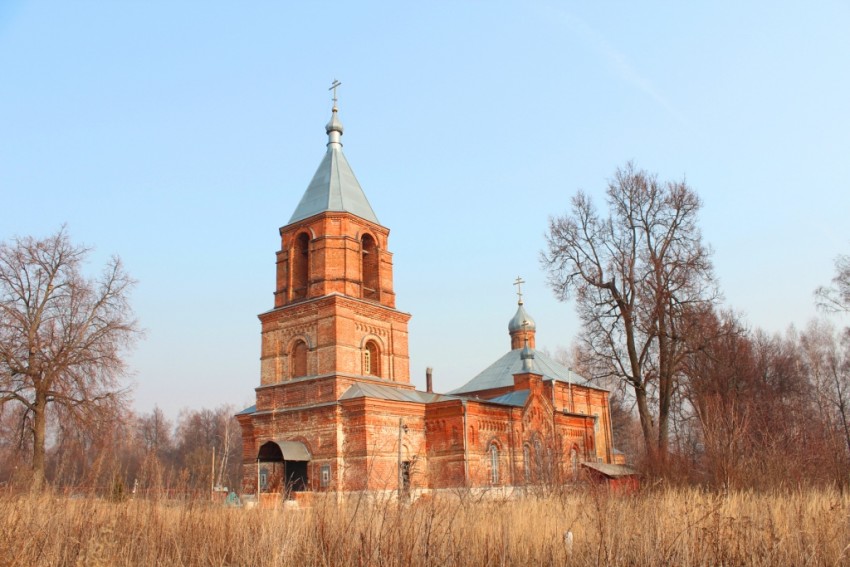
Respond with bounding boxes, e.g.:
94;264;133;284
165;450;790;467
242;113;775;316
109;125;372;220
236;404;256;415
581;462;638;478
449;348;587;395
486;389;530;407
288;108;379;225
340;382;459;404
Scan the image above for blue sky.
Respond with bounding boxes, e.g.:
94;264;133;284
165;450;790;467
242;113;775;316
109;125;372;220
1;2;848;417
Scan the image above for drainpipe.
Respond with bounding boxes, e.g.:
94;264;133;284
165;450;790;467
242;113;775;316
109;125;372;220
605;401;614;463
583;417;590;461
508;409;517;486
388;323;394;381
461;400;469;485
551;380;557;472
398;417;403;499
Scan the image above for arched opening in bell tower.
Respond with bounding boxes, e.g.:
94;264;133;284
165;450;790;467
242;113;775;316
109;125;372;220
292;232;310;301
361;234;379;301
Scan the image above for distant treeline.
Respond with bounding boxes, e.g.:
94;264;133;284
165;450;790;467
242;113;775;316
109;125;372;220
0;404;242;496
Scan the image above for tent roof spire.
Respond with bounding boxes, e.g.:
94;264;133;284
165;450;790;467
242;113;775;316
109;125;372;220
288;81;379;225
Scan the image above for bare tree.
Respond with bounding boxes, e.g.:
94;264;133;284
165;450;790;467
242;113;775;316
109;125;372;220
0;228;139;487
678;312;846;488
800;320;850;461
138;406;173;459
816;254;850;314
680;310;757;487
542;163;717;465
173;405;241;491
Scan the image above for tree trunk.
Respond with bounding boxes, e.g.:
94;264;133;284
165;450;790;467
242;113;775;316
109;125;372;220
837;395;850;460
657;395;670;465
634;385;655;460
31;389;47;489
657;336;672;465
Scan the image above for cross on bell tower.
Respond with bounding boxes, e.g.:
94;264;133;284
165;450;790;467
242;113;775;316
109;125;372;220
329;79;341;107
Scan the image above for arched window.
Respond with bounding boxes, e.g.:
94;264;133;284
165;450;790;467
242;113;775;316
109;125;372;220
363;340;380;376
291;340;308;378
489;443;500;484
361;234;379;301
533;437;543;477
292;232;310;300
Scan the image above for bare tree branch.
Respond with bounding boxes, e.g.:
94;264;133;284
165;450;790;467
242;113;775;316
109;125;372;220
816;254;850;315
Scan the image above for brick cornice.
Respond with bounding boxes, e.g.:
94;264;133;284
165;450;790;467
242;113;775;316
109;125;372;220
258;292;411;323
255;372;416;392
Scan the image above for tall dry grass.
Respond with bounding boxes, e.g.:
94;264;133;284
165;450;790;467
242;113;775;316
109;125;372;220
1;486;848;566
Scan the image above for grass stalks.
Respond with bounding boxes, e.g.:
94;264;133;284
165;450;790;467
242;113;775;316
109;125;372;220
1;486;848;566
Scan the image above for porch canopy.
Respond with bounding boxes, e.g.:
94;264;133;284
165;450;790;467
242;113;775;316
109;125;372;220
257;440;312;462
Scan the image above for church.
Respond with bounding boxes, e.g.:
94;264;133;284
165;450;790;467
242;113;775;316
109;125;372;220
236;93;616;497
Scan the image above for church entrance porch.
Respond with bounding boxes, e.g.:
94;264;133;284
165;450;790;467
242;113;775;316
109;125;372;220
257;440;312;499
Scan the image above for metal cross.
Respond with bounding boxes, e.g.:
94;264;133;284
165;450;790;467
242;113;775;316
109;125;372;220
514;276;525;303
329;79;342;105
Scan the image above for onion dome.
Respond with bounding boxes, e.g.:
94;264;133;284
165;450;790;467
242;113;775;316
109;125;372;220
325;104;344;144
508;302;536;334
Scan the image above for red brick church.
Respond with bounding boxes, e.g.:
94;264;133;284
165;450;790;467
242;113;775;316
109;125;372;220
237;95;616;496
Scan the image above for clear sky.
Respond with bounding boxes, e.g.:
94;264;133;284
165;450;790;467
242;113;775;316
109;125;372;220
1;2;848;417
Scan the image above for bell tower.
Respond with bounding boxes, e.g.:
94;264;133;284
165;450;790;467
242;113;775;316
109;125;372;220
257;89;411;393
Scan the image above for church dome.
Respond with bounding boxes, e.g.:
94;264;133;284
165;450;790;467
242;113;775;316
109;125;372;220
508;302;536;333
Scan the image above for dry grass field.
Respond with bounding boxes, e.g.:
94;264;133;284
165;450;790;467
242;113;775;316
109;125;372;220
1;486;848;566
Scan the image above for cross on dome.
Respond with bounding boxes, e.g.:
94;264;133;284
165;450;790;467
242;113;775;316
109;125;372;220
514;276;525;305
508;276;536;339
